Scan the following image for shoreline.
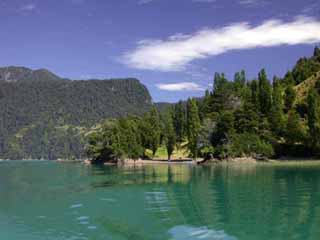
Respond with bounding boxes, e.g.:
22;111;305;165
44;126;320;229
1;158;320;166
96;157;320;166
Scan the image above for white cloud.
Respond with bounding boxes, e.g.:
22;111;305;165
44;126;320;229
20;3;36;11
192;0;216;3
140;0;215;4
138;0;156;4
156;82;204;91
123;16;320;71
239;0;262;6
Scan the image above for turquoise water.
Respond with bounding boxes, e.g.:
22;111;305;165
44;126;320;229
1;161;320;240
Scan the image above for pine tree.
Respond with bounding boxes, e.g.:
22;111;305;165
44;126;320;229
118;118;143;160
149;107;161;156
211;72;233;112
140;107;161;157
250;80;259;110
307;89;320;151
234;82;259;134
173;101;186;145
186;98;201;159
163;112;176;161
234;70;246;94
200;89;212;119
286;111;304;145
269;79;285;136
283;71;295;85
284;85;296;113
314;46;320;58
258;69;272;115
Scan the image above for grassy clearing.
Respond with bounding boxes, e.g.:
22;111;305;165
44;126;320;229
145;142;190;160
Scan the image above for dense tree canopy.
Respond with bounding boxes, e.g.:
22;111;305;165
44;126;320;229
87;47;320;163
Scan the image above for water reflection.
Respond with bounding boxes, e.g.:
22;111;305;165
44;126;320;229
1;162;320;239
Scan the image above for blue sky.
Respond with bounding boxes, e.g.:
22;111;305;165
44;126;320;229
0;0;320;102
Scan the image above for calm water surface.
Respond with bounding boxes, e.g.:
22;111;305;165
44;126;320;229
1;161;320;240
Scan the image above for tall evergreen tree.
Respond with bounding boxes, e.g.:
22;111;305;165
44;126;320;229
200;89;212;119
117;118;143;160
186;98;201;159
173;101;186;145
163;112;176;161
307;89;320;151
285;111;304;145
283;71;295;85
234;70;246;95
269;79;285;136
211;72;234;113
250;80;259;110
140;107;161;157
149;107;161;156
314;46;320;58
213;111;235;145
258;69;272;115
284;85;296;113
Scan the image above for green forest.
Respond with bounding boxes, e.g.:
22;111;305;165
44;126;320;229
0;68;153;160
87;46;320;164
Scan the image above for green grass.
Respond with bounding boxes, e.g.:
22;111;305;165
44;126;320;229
145;142;190;160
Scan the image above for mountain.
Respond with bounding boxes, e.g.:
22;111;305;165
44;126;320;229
0;67;153;160
154;102;174;115
0;66;61;82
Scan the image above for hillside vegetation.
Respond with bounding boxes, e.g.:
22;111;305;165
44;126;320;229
88;47;320;164
0;67;153;159
295;71;320;103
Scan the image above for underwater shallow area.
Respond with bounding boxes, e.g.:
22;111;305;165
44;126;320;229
1;160;320;240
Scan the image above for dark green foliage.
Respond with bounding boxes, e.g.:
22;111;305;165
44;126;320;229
198;118;215;159
199;90;211;120
163;112;176;160
283;71;295;85
291;47;320;84
192;49;320;159
269;80;285;136
212;111;235;147
172;101;186;145
210;73;238;113
285;111;305;145
87;120;120;164
314;46;320;58
229;133;274;158
0;67;153;159
284;85;296;113
5;47;320;161
186;98;201;159
87;118;144;164
233;70;246;95
140;107;161;156
250;80;259;109
307;89;320;152
258;69;272;115
117;118;144;160
234;102;259;134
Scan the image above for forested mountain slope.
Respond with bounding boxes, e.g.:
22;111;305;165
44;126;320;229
86;46;320;164
295;71;320;103
0;67;153;159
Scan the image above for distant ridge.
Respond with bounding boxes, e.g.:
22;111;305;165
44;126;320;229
0;66;61;82
0;66;153;159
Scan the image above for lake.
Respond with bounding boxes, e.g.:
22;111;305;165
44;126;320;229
1;161;320;240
